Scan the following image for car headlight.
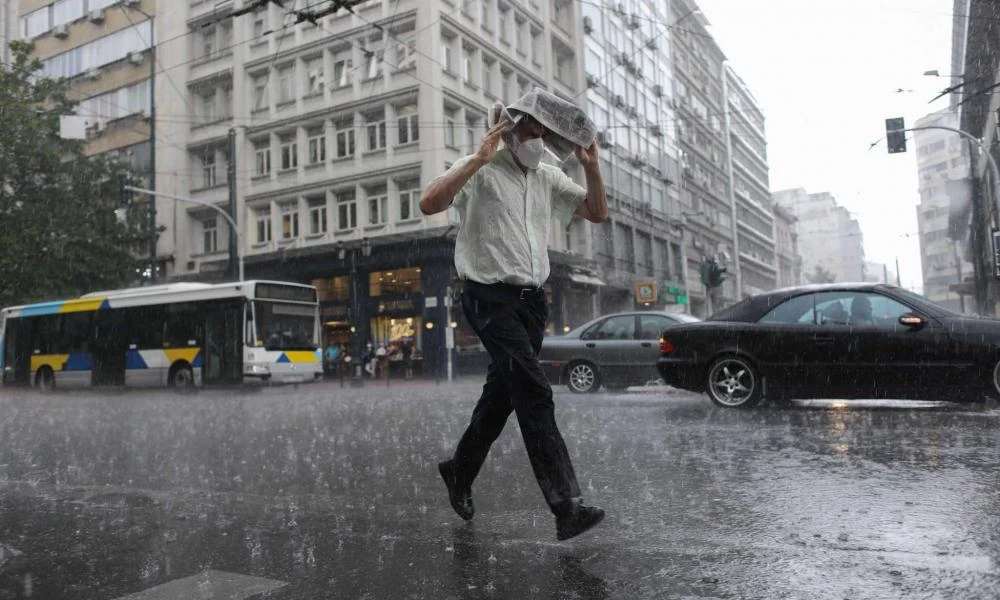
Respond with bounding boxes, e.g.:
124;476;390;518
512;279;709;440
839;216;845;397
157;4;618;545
245;364;270;375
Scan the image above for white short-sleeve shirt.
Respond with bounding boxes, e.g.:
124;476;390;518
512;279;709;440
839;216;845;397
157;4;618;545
437;149;586;287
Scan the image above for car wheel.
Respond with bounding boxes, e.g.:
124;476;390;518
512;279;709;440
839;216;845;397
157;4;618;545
706;356;762;409
567;361;601;394
35;367;55;393
169;363;195;390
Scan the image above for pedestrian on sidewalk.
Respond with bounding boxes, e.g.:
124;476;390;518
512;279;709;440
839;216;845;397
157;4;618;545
420;89;608;541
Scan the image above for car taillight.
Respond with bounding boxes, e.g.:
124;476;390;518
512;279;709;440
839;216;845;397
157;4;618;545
659;337;674;353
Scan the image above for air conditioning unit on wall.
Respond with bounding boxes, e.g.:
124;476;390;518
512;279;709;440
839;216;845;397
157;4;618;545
88;9;105;23
53;24;69;38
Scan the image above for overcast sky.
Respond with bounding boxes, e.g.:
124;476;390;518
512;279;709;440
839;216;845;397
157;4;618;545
695;0;955;292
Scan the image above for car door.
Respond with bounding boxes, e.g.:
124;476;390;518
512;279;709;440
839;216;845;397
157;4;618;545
755;292;830;396
842;291;953;399
637;314;680;383
578;315;638;386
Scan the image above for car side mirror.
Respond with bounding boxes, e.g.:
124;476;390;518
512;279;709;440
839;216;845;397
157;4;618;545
899;314;926;328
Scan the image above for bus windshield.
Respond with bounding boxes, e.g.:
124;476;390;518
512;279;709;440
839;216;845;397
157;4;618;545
254;301;317;351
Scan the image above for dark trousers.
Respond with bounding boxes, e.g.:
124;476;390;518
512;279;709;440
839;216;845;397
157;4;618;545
451;280;581;515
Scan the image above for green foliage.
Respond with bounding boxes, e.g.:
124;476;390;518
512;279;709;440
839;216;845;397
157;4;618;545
0;41;146;308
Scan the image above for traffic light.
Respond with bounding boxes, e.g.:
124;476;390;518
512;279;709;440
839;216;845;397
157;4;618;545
886;117;906;154
700;259;727;288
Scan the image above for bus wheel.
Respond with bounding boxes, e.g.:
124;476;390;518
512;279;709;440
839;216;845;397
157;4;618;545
169;363;194;390
35;367;55;393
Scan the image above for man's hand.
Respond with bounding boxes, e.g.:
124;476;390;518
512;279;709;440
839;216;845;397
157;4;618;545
476;120;509;165
574;142;600;171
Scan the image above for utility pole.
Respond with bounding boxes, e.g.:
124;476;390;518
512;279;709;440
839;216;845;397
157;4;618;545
896;257;902;287
147;13;156;283
228;128;238;280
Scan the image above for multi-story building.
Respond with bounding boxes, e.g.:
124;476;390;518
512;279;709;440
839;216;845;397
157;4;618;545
772;203;800;288
669;0;736;314
17;0;156;176
773;187;865;284
913;109;973;313
580;0;687;317
724;65;775;297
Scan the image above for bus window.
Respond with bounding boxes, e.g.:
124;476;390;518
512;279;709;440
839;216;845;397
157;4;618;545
164;303;202;348
62;312;93;354
34;315;60;355
125;305;165;350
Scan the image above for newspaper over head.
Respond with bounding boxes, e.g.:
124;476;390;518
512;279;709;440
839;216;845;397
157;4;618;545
491;89;597;162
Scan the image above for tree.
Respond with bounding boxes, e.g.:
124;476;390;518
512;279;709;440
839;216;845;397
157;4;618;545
0;41;146;308
806;264;837;284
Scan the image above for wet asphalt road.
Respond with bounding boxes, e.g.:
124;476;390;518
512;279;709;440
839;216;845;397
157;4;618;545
0;380;997;599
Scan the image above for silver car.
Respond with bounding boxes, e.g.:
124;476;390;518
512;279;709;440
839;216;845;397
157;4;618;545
540;311;701;393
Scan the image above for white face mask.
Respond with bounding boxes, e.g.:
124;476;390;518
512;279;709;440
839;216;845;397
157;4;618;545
508;133;545;169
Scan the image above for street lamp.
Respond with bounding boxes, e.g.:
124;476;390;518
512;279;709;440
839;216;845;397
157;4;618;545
343;238;373;385
124;186;244;281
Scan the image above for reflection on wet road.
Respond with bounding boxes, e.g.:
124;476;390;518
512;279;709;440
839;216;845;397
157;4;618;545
0;382;997;599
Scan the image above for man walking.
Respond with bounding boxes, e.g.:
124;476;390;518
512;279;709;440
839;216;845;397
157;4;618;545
420;90;608;541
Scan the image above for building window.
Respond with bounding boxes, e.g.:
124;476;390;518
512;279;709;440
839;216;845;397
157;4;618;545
306;57;325;95
397;105;419;145
201;149;217;188
308;130;326;164
250;74;268;111
367;187;388;226
333;58;352;88
366;117;386;152
277;65;295;104
308;196;327;235
220;85;233;119
202;218;218;253
336;127;356;158
199;90;217;124
22;8;50;38
498;6;510;42
442;43;453;72
279;201;299;239
481;0;493;28
53;0;84;29
395;40;417;71
482;58;494;95
254;141;271;176
364;46;384;79
337;190;357;230
201;27;216;59
252;8;266;38
445;110;457;147
369;267;422;296
462;48;473;82
398;182;420;221
256;209;272;243
280;138;298;170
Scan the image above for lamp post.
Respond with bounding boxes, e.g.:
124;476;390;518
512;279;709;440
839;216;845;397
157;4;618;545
124;186;243;281
342;238;372;385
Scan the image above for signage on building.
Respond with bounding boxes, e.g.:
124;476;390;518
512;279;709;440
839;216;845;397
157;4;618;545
665;285;689;305
635;281;657;304
993;229;1000;279
425;297;438;308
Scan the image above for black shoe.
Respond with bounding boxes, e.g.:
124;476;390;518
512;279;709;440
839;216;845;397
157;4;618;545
556;503;605;541
438;460;474;521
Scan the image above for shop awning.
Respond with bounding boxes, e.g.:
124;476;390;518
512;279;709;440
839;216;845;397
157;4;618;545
569;273;606;286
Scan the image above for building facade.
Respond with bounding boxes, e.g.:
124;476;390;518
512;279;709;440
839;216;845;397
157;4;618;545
773;187;865;285
12;0;778;373
772;203;800;288
723;65;775;297
913;109;973;313
17;0;155;176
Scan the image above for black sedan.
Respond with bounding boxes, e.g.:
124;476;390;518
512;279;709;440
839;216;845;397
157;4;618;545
657;283;999;408
540;310;700;393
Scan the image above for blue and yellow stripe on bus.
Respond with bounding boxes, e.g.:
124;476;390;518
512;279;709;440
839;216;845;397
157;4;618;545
14;297;109;318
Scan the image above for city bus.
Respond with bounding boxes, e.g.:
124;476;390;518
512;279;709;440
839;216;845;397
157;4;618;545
0;280;323;390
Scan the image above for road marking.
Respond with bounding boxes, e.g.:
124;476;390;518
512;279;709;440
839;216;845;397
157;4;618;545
112;570;286;600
